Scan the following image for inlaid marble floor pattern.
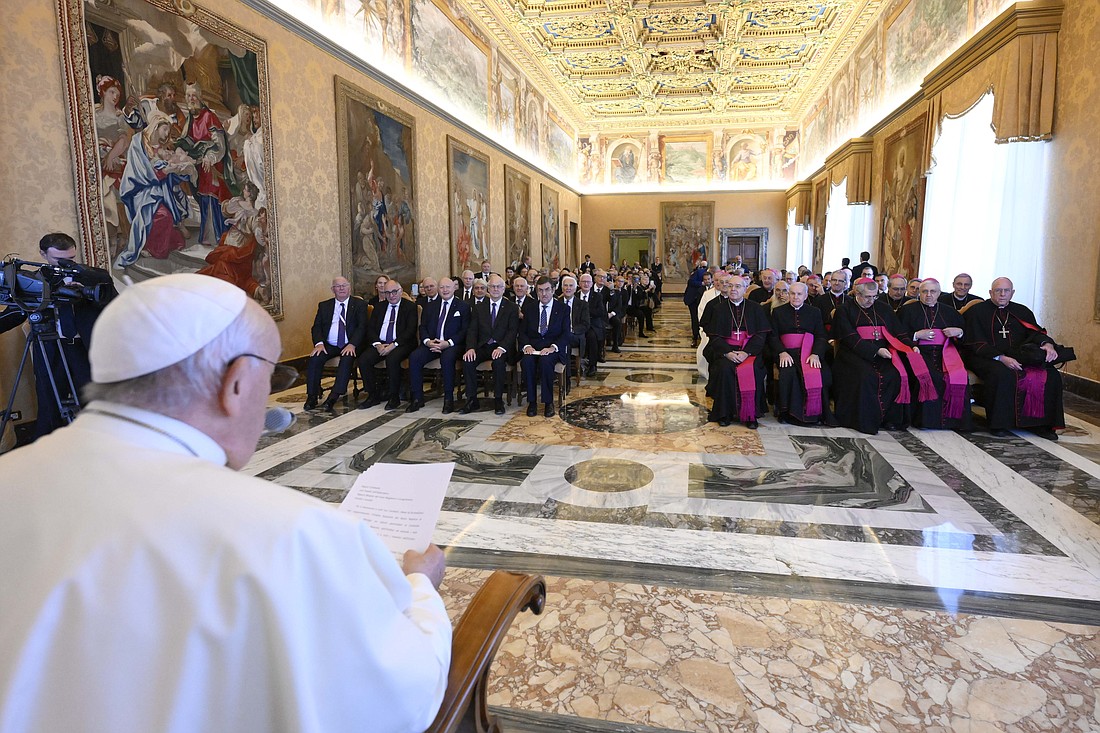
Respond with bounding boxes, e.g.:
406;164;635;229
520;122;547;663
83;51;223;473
253;303;1100;732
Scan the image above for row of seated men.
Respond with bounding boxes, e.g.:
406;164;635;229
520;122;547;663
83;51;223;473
698;270;1070;440
302;269;655;419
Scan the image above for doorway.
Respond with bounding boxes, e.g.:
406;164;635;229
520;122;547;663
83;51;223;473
717;227;769;272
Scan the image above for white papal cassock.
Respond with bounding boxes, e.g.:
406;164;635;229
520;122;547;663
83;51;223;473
0;401;451;733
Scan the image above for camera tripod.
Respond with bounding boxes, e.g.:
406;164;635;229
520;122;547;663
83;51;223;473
0;305;81;445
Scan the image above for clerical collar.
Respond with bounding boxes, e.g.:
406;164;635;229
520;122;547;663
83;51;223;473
729;298;744;306
954;295;968;301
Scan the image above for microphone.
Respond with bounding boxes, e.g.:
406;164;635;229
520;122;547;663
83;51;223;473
262;407;296;436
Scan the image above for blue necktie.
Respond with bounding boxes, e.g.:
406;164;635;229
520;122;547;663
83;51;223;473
385;304;397;342
539;305;548;336
336;302;346;347
438;301;449;340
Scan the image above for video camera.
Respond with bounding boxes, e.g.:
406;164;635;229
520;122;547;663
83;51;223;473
0;257;113;312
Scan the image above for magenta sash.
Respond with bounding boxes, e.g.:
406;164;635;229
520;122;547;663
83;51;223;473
1018;367;1047;418
723;331;758;422
780;332;822;417
923;330;968;419
855;325;938;404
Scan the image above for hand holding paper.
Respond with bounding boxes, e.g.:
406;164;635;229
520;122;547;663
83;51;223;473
339;462;455;556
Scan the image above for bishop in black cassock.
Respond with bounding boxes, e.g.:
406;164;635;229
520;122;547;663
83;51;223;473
898;279;973;431
963;278;1065;439
768;284;835;426
700;280;771;428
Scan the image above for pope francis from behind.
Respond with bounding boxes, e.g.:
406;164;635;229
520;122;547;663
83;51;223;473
0;274;451;733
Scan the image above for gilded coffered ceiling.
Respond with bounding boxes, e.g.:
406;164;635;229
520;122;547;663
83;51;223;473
462;0;886;132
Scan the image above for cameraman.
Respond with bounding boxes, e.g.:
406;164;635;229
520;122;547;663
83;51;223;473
1;233;117;439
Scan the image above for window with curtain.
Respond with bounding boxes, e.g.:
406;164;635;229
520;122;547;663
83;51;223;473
785;209;812;272
821;178;872;274
921;92;1050;315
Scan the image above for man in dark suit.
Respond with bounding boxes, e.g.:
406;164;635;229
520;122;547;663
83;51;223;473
520;276;569;417
0;232;118;438
683;260;708;346
578;272;605;375
460;275;518;415
606;275;625;353
625;274;654;338
558;275;590;378
415;277;438;309
407;276;469;413
356;278;418;410
305;276;369;412
578;254;596;275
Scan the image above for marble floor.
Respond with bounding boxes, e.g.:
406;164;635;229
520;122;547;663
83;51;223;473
252;302;1100;732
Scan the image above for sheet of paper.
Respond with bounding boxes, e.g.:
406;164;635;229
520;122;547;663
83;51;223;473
339;462;454;555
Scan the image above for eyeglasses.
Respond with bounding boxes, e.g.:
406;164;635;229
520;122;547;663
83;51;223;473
383;289;402;295
231;353;299;393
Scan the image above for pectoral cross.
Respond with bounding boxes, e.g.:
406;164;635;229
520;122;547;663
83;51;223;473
873;328;880;340
733;329;742;339
998;325;1010;338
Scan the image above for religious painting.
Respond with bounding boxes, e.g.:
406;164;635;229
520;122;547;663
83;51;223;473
884;0;968;99
853;33;882;133
811;175;829;274
541;185;560;269
660;201;713;282
608;139;642;185
830;68;856;146
801;93;830;173
335;77;418;298
772;128;800;181
726;134;766;183
523;92;545;158
288;0;407;67
880;118;927;279
411;0;489;124
447;137;490;274
59;0;282;315
504;166;530;269
494;57;520;145
546;113;575;178
661;137;711;184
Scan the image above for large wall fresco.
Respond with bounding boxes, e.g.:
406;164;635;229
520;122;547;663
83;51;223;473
262;0;575;180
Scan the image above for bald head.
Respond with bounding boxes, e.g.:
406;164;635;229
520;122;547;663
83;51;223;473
990;277;1014;307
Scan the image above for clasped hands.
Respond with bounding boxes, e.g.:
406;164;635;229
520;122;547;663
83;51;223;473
425;338;450;353
724;350;749;364
523;345;555;357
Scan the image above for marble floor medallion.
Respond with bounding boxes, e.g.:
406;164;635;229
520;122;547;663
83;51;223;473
624;372;674;383
564;459;654;492
559;393;707;434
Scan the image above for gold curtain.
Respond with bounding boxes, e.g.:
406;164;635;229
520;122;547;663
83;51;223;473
825;138;873;204
785;182;812;226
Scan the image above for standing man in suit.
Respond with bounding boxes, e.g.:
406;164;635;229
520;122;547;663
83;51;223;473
578;273;605;375
559;275;590;378
305;276;368;412
683;260;708;346
357;278;418;410
460;275;518;415
520;277;569;417
407;276;469;413
606;275;624;353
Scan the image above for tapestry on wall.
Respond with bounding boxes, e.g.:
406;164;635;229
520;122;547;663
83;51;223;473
880;118;927;279
504;166;530;269
335;77;418;299
811;176;829;274
660;201;713;282
58;0;282;315
540;185;560;270
447;137;489;275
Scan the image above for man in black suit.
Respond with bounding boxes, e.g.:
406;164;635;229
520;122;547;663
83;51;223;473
407;276;469;413
357;278;418;410
605;275;624;353
415;276;438;308
458;270;475;304
0;232;118;438
578;273;605;375
578;254;596;275
460;275;518;415
625;273;654;338
305;276;368;412
519;276;569;417
558;275;590;378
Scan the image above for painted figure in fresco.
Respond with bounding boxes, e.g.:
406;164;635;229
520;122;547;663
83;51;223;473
882;145;918;276
241;104;266;210
467;190;482;260
615;147;637;184
93;75;143;249
544;196;558;268
176;82;237;245
115;112;194;268
390;181;412;263
730;141;760;181
197;181;265;301
367;161;388;253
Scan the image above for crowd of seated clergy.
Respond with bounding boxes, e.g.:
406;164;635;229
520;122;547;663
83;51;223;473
697;258;1072;440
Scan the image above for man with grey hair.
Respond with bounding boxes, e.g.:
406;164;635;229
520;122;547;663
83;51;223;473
304;276;368;412
0;274;451;732
459;269;475;303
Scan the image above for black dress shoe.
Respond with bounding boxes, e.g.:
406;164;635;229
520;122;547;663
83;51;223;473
611;347;621;354
304;396;318;410
990;428;1012;437
544;403;555;418
458;400;480;414
585;368;597;378
406;399;424;413
744;420;758;430
357;397;380;410
494;399;505;415
441;400;455;414
776;414;788;424
384;398;400;410
526;403;538;417
718;418;733;427
1032;427;1058;441
321;398;337;413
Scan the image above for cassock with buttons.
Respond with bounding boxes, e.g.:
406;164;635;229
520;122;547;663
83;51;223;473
898;294;973;430
700;285;771;428
767;300;835;426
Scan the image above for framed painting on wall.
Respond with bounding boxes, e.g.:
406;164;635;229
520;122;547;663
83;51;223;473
504;166;530;269
58;0;282;315
447;137;490;274
660;201;714;282
335;77;418;299
879;117;927;278
661;137;711;184
811;175;829;274
540;185;560;270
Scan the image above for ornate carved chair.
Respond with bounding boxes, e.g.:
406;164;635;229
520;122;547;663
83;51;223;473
427;570;546;733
